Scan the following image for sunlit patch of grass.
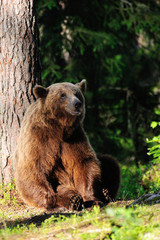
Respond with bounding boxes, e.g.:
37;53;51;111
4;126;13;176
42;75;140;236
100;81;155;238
111;205;160;240
1;203;160;240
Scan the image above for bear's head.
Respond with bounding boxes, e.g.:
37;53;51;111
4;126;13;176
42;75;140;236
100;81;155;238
33;80;86;127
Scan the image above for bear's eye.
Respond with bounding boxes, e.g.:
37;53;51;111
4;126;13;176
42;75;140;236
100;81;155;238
60;93;66;99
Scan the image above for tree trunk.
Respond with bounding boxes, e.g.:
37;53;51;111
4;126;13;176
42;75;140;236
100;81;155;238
0;0;41;184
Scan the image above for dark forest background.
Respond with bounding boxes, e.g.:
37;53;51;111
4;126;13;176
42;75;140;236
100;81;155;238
37;0;160;181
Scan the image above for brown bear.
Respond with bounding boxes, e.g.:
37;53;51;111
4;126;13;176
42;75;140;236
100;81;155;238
14;80;120;211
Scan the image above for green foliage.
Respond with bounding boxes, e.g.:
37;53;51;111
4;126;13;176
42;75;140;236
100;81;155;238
142;164;160;192
142;117;160;192
119;165;147;200
37;0;58;10
147;118;160;165
110;207;160;240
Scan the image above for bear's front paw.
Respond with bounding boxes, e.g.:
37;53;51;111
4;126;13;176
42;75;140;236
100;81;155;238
69;195;83;211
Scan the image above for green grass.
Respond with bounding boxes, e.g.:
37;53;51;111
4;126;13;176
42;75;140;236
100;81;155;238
0;202;160;240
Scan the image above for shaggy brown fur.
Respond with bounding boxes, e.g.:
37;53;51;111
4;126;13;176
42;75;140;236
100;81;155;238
14;80;121;211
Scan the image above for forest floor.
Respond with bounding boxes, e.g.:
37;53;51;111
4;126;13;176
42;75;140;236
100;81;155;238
0;193;160;240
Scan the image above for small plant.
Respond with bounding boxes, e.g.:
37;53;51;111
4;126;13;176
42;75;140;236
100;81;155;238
142;116;160;192
147;120;160;165
0;181;18;205
142;164;160;192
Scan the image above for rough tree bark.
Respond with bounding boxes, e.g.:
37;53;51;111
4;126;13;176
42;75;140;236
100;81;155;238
0;0;41;183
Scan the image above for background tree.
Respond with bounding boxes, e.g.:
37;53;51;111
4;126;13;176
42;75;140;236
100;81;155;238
0;0;41;183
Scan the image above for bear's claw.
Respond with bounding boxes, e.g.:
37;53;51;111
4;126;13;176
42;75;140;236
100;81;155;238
102;188;109;201
69;195;83;211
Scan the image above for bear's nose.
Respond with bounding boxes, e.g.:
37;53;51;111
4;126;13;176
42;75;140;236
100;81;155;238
74;99;82;109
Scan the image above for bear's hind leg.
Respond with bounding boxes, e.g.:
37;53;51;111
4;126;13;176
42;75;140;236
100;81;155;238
98;154;121;201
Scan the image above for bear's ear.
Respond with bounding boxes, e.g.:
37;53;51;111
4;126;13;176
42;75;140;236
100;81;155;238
76;79;86;92
33;85;49;99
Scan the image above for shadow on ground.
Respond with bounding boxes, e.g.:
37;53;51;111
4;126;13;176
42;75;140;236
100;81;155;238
0;210;74;229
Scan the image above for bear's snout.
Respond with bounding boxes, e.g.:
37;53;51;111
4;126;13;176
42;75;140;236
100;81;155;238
74;99;82;110
65;96;83;116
